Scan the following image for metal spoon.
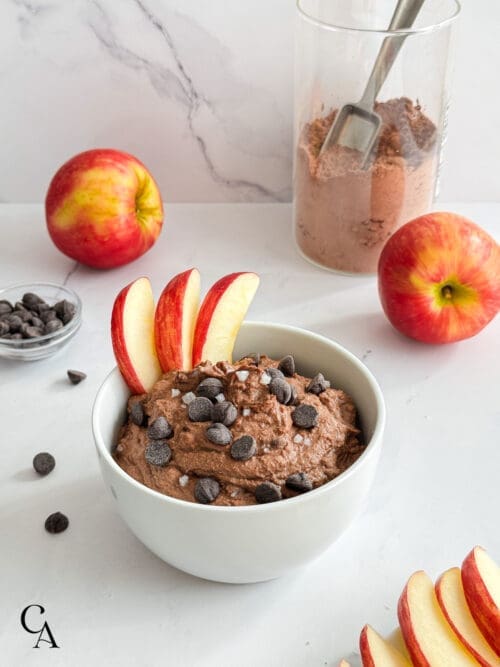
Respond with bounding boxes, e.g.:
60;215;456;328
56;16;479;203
319;0;426;165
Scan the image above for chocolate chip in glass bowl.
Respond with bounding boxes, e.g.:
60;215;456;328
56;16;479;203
130;400;146;427
269;377;292;405
0;300;13;315
194;477;220;504
285;472;313;493
30;316;44;329
6;314;22;333
206;423;232;445
306;373;330;395
278;355;295;377
212;400;238;426
292;404;318;429
22;292;44;309
145;440;172;467
24;325;44;339
40;309;58;324
255;482;282;504
188;396;213;422
12;308;31;322
45;512;69;534
231;435;257;461
44;319;64;335
195;377;224;401
147;416;173;440
0;321;9;336
33;452;56;476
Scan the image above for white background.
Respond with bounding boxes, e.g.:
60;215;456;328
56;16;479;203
0;0;498;203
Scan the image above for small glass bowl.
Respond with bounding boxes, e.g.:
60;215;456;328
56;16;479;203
0;282;82;361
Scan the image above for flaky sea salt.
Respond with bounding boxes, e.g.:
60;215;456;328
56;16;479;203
263;447;270;453
171;388;181;398
259;372;271;385
293;434;304;444
236;370;249;382
179;475;189;487
242;408;251;417
215;393;226;403
231;489;241;498
182;391;196;405
303;437;312;446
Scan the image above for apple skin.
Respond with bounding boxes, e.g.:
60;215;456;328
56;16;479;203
378;213;500;343
111;277;162;394
46;149;163;269
154;268;200;372
359;625;412;666
461;547;500;655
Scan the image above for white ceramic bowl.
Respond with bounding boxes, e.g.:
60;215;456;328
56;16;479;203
92;321;385;583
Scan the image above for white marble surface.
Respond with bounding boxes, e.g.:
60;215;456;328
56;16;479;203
0;0;499;203
0;202;499;666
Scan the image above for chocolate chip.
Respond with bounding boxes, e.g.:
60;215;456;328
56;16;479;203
278;355;295;377
6;314;22;332
145;440;172;466
212;401;238;426
292;404;318;429
267;367;285;380
306;373;330;395
288;384;299;406
0;300;13;315
255;482;282;504
67;370;87;385
30;316;44;329
24;326;44;339
206;423;232;445
44;319;63;334
54;299;76;324
147;416;173;440
12;309;31;322
130;401;146;427
269;377;292;405
231;435;257;461
286;472;313;493
40;309;58;324
194;477;220;504
188;396;213;422
14;301;28;311
0;321;9;336
33;452;56;476
239;352;260;365
196;377;224;401
45;512;69;534
22;292;44;308
36;303;51;315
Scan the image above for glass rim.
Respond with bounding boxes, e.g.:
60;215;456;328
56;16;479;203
296;0;461;36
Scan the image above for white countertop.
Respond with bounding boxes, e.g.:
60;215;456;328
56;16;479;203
1;202;499;666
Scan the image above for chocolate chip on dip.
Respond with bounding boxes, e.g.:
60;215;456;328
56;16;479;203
195;478;220;504
255;482;282;504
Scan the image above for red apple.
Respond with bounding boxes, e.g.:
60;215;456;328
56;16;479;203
435;567;499;666
154;268;200;372
360;625;412;666
461;547;500;655
378;213;500;343
397;570;479;665
192;272;260;366
111;277;162;394
45;149;163;269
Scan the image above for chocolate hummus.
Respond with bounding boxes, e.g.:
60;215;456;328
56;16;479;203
294;97;439;273
114;355;365;506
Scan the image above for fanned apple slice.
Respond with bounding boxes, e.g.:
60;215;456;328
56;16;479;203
360;625;412;666
436;567;500;666
461;547;500;655
111;277;162;394
154;268;200;372
192;272;260;366
398;570;479;666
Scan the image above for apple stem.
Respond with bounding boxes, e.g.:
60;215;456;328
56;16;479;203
441;285;453;300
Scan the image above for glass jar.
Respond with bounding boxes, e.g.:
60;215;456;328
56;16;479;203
294;0;461;274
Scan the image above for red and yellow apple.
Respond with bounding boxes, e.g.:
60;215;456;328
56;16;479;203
192;272;260;366
436;567;499;666
360;625;412;666
378;213;500;343
154;268;200;372
397;570;479;665
111;277;162;394
46;149;163;269
461;547;500;655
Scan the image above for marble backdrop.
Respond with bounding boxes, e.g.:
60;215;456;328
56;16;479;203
0;0;498;203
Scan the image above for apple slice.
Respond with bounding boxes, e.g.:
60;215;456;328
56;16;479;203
462;547;500;655
360;625;412;666
154;268;200;372
111;277;162;394
398;570;479;666
192;272;260;366
436;567;500;666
